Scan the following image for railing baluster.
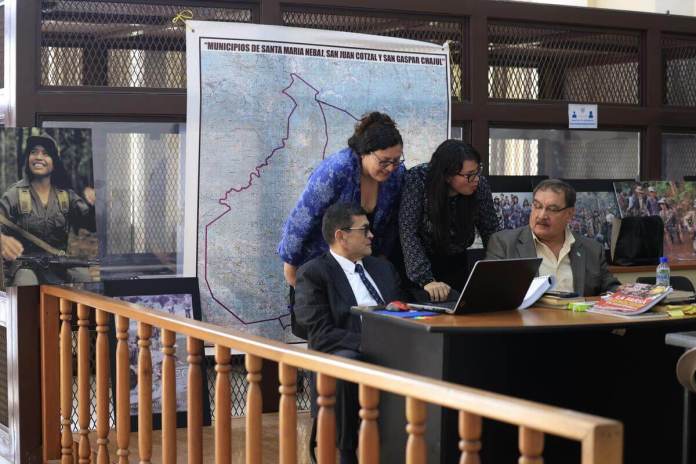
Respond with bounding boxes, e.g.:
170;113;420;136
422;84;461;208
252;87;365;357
406;397;427;464
116;316;130;464
77;304;91;464
359;385;379;464
215;346;232;464
96;309;110;464
38;287;624;464
278;363;297;464
138;322;153;464
519;427;544;464
316;373;336;464
161;329;177;464
246;354;263;464
41;292;61;462
187;338;204;464
458;411;481;464
59;298;73;464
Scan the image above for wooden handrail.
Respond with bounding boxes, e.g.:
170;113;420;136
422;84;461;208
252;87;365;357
40;285;622;462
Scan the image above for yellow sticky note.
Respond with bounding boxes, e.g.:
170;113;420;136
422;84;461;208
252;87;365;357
667;309;685;318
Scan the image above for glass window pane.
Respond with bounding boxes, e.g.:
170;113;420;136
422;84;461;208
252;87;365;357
42;121;185;279
662;132;696;181
40;1;252;88
489;128;640;179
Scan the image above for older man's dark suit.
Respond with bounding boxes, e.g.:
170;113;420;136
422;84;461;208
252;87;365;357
294;252;404;452
485;226;620;296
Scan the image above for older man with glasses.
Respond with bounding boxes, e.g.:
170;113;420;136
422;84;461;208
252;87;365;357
485;179;620;296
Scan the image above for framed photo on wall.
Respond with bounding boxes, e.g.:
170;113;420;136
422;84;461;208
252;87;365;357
562;179;626;251
0;128;100;290
469;175;546;249
104;277;212;430
614;180;696;263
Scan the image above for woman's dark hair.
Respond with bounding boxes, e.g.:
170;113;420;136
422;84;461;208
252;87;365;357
347;112;403;156
425;140;482;253
22;135;71;189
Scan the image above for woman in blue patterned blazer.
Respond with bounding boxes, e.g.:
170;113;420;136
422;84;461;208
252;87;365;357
278;112;405;289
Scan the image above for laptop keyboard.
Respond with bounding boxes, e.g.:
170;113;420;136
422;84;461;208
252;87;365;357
411;299;457;312
437;300;457;310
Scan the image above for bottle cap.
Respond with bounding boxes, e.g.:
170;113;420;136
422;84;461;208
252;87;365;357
660;256;668;263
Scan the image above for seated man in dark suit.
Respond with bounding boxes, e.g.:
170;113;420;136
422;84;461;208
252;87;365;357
294;202;404;464
485;179;620;296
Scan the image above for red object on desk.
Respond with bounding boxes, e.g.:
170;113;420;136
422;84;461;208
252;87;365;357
385;300;409;311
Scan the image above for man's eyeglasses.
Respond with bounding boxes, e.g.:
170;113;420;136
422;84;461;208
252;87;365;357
341;225;372;237
371;151;405;168
532;201;571;215
455;164;483;182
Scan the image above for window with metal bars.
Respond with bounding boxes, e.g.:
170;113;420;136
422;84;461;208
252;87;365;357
489;127;640;179
40;0;253;88
43;121;184;279
663;34;696;107
281;7;467;101
488;22;641;104
662;132;696;181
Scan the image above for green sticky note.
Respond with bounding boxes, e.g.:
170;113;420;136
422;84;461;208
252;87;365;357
667;309;685;318
569;302;592;312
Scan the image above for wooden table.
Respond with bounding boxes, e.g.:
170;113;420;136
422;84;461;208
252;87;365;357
360;307;696;464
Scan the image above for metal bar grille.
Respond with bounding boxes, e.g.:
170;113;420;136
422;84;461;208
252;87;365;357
662;132;696;180
281;7;467;101
489;128;640;179
205;355;312;418
488;22;640;104
69;338;312;432
103;132;180;256
40;0;253;88
70;328;115;431
663;34;696;107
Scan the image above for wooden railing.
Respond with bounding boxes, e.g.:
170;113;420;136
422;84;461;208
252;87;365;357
39;285;623;464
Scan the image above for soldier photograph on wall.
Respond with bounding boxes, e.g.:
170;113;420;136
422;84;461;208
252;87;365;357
0;128;98;289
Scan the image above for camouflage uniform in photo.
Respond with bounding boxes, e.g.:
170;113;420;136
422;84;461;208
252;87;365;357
0;177;96;286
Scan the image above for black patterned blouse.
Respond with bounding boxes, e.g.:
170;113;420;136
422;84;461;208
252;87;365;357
398;163;501;287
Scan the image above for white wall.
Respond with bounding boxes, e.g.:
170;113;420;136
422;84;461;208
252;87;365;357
512;0;589;5
506;0;696;16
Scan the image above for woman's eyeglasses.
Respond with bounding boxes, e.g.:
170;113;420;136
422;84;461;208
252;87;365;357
341;225;372;237
371;151;405;168
455;165;483;182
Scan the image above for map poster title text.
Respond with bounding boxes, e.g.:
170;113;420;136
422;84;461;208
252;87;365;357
203;40;446;66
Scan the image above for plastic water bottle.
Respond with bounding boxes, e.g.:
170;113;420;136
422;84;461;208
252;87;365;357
656;256;670;287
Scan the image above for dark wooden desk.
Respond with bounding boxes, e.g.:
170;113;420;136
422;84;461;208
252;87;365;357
665;331;696;464
360;308;696;464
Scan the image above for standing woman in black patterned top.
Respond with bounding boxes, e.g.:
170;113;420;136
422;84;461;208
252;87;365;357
399;140;500;301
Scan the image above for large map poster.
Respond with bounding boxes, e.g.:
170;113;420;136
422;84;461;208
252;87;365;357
185;22;450;341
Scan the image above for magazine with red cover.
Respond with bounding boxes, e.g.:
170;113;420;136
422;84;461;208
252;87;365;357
588;282;673;316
